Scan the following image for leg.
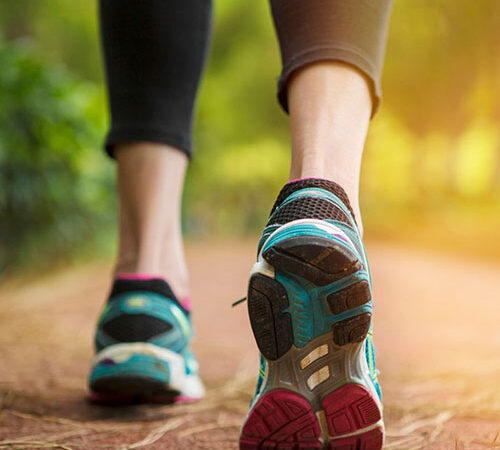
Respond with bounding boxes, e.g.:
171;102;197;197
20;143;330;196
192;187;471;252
288;62;371;233
100;0;212;298
241;1;392;448
88;0;211;404
115;143;189;298
273;0;393;233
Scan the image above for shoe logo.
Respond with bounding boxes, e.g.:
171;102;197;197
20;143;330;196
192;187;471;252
126;296;147;308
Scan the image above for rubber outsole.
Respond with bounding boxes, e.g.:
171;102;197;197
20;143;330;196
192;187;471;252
322;384;381;436
247;275;293;361
240;385;382;449
263;236;361;287
89;375;180;405
240;389;322;449
327;281;370;316
248;234;371;362
242;221;382;449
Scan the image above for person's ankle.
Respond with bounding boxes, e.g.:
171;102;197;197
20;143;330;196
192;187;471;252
114;254;190;302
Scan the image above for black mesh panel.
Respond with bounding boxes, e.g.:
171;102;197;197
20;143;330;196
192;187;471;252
270;178;356;223
102;313;173;342
267;197;351;227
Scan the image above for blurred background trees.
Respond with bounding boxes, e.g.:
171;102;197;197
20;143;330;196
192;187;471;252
1;0;499;271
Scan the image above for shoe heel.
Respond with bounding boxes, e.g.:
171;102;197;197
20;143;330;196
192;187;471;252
257;221;372;348
88;342;186;404
263;234;361;287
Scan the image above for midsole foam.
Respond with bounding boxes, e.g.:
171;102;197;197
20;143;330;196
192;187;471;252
93;342;186;392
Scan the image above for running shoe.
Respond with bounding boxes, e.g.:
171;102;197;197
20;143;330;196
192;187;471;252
88;276;204;404
240;178;383;449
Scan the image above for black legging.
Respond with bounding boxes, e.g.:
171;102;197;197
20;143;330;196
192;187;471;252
99;0;393;158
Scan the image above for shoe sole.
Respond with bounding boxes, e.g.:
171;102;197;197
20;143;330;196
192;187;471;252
241;219;383;449
88;342;203;404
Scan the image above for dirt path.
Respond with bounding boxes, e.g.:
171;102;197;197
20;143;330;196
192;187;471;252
1;239;499;449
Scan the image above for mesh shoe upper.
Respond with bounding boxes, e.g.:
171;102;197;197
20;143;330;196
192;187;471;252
95;278;192;355
269;178;357;222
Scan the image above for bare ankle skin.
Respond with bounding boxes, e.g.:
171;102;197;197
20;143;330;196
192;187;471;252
114;142;189;299
287;61;372;234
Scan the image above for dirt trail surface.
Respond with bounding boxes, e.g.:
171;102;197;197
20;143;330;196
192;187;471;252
1;239;500;449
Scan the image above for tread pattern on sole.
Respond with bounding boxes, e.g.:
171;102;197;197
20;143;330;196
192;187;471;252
332;314;371;347
247;275;293;361
240;390;321;450
263;237;360;287
327;281;371;315
322;384;381;438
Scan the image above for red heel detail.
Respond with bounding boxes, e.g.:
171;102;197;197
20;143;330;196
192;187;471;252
322;384;383;450
240;389;321;449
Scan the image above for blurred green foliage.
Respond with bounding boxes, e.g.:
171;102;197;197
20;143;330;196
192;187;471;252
0;37;113;269
1;0;500;270
185;3;289;234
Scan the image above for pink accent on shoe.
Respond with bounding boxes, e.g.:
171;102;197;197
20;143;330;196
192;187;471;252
174;394;201;404
178;296;192;311
116;273;165;281
240;389;321;449
322;384;382;445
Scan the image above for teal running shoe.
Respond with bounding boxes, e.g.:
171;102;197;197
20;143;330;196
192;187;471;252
240;178;383;449
88;277;204;404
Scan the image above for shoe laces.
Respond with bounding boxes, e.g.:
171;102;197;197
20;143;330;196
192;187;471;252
231;296;247;307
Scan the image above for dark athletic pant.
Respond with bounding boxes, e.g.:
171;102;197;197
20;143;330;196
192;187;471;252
99;0;393;158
